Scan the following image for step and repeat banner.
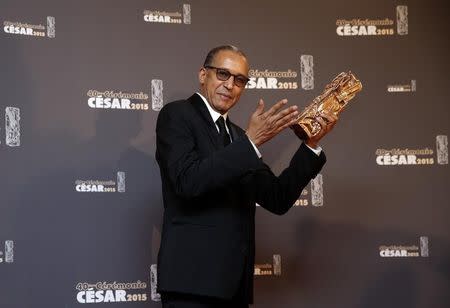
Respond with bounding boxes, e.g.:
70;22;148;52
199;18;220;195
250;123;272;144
1;0;449;307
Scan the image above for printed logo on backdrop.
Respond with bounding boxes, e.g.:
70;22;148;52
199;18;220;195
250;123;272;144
375;135;448;166
436;135;448;165
143;4;191;24
336;5;408;36
294;174;324;207
3;16;55;38
387;80;416;92
1;107;21;148
245;54;314;90
75;171;126;193
150;264;161;302
0;241;14;264
0;240;14;264
86;80;163;111
75;280;147;304
379;236;429;258
254;254;282;276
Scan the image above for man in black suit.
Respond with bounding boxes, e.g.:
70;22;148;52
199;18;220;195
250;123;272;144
155;45;337;307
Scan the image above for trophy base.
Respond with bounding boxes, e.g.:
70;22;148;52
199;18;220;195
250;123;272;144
290;123;312;140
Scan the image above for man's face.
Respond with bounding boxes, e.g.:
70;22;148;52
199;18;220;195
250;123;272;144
199;50;249;114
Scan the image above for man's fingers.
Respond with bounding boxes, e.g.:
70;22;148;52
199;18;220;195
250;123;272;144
254;99;265;115
265;108;299;136
274;106;299;127
264;99;288;117
273;105;298;119
279;114;301;131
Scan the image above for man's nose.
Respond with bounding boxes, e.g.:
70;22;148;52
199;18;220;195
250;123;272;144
223;76;235;90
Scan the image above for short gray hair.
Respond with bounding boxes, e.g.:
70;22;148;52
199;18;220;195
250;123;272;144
203;45;247;67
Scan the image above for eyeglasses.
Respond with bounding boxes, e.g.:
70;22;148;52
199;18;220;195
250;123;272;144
204;66;250;88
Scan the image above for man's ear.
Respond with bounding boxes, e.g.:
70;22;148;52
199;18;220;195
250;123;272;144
198;67;206;84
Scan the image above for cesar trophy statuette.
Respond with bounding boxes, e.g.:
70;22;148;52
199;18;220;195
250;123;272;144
290;71;362;140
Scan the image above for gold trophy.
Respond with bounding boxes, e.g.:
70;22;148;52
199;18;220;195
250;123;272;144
291;71;362;140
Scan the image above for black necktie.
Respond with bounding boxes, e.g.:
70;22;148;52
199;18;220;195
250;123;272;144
216;116;231;147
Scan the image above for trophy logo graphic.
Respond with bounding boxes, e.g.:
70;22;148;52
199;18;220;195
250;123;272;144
47;16;55;38
420;236;429;257
411;79;416;92
150;264;161;301
396;5;408;35
117;171;126;193
183;4;191;24
151;79;164;111
5;240;14;263
5;107;21;147
436;135;448;165
300;55;314;90
311;174;324;207
273;254;282;276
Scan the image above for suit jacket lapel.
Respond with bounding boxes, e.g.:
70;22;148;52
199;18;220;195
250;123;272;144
189;94;222;149
226;116;242;142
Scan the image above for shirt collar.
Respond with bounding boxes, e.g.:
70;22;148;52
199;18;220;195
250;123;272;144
196;92;228;123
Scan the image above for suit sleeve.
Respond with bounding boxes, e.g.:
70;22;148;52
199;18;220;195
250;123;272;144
247;142;326;215
156;103;264;199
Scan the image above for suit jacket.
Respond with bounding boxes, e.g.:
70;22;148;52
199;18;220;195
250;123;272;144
155;93;326;303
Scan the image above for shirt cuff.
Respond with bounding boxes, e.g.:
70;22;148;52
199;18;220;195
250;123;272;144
248;138;262;158
304;143;322;156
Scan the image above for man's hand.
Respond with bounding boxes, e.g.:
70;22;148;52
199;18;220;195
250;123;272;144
304;111;338;149
246;99;299;146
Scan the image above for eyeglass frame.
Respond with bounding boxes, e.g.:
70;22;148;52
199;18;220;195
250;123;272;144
204;65;250;88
